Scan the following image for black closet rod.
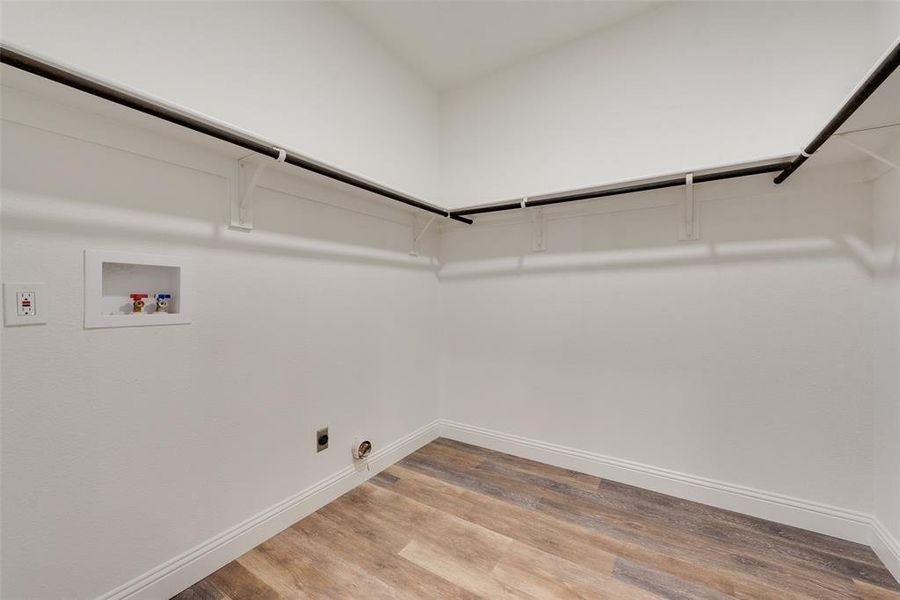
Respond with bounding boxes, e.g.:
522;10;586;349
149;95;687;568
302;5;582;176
774;41;900;184
0;44;474;225
450;161;792;218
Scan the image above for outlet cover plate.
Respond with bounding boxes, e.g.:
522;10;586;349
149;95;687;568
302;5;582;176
3;282;47;326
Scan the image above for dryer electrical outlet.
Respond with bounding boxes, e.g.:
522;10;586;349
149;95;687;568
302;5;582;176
3;283;47;326
316;427;329;452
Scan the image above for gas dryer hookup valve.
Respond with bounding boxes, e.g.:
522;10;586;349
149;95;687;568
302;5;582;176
352;440;372;460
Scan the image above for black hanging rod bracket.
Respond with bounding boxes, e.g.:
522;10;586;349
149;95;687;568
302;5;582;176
0;44;474;225
449;161;793;218
774;41;900;184
7;40;892;226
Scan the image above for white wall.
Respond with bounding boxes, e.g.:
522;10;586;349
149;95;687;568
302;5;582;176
2;1;896;211
2;3;898;597
5;1;898;213
438;165;876;515
0;0;441;200
873;141;900;553
3;85;892;597
0;86;441;600
439;1;898;207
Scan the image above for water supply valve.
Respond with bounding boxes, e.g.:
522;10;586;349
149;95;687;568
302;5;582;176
155;293;171;313
129;293;148;313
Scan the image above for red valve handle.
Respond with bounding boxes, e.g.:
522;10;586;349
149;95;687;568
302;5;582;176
129;294;148;300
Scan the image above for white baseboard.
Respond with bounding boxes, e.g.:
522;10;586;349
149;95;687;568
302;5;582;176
438;420;876;546
94;417;900;600
98;420;440;600
871;518;900;584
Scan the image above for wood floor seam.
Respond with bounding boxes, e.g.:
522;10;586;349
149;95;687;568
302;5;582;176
174;439;900;600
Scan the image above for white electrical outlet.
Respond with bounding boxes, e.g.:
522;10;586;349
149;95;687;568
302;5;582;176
17;291;35;316
4;283;47;326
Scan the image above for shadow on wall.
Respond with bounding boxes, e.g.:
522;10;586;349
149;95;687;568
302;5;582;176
2;199;441;273
438;165;881;281
0;120;441;272
1;116;885;279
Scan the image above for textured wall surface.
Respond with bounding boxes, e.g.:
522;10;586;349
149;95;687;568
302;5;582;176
439;2;898;206
873;141;900;546
1;2;898;596
439;166;876;513
3;2;896;209
0;88;441;599
0;1;442;200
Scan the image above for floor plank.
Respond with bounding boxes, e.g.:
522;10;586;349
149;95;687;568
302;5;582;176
171;579;233;600
174;438;900;600
399;539;529;599
613;556;734;600
404;439;891;599
854;579;900;600
206;562;281;600
491;535;664;600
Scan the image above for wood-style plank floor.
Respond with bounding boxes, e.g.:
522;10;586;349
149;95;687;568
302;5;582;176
174;438;900;599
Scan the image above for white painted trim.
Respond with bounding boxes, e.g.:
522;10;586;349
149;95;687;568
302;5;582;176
438;419;900;584
97;420;440;600
438;420;875;545
63;418;900;598
871;517;900;584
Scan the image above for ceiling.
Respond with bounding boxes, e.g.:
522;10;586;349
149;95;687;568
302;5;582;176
338;1;658;91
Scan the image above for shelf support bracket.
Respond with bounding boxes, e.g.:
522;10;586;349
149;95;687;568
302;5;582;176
230;148;286;231
409;214;437;256
834;135;899;172
679;172;700;241
530;205;546;252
